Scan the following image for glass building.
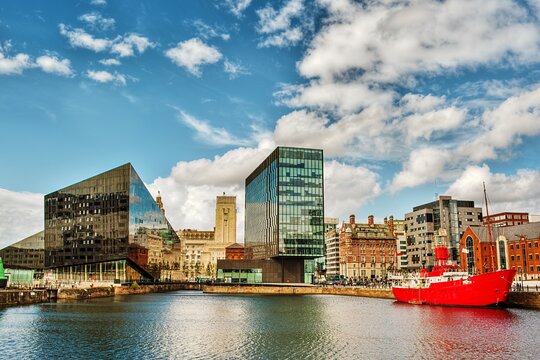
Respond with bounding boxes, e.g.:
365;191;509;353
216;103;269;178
244;147;324;283
44;163;180;283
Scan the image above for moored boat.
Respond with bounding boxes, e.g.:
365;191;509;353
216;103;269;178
393;183;517;307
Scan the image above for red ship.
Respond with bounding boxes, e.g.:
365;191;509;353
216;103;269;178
392;184;517;307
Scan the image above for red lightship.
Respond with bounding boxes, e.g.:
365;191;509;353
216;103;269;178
392;184;516;307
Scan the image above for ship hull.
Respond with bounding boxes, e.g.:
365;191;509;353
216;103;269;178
392;269;516;307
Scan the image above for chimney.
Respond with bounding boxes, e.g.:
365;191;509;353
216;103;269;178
384;217;388;224
389;216;395;235
368;215;374;225
349;214;355;225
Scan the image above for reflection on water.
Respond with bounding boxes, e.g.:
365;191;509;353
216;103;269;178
0;292;539;359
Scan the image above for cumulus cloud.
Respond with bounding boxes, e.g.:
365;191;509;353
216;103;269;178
0;52;32;75
256;0;306;48
78;12;115;31
460;86;540;162
86;70;126;85
447;164;540;214
35;55;74;77
391;147;452;192
176;109;252;146
59;24;111;52
224;0;253;17
0;188;43;250
324;160;381;219
400;107;466;142
299;0;540;83
165;38;222;76
223;59;249;79
111;33;155;57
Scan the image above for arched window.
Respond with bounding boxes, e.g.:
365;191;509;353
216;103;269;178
499;240;507;270
466;236;475;274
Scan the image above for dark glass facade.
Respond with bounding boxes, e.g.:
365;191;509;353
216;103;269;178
245;147;324;262
44;163;179;281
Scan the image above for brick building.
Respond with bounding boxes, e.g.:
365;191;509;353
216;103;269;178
339;215;396;280
225;243;245;260
459;223;540;280
483;212;529;227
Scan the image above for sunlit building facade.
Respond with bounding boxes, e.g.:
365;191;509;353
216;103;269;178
44;163;180;283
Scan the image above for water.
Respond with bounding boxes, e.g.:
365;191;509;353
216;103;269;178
0;291;538;359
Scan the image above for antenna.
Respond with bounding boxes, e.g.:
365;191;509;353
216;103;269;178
483;182;495;272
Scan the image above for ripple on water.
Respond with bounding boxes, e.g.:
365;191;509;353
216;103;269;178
0;291;538;359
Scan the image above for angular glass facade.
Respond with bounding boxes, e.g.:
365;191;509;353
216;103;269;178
44;163;179;281
245;147;324;260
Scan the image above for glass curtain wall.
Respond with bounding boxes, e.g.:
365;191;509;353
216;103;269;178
278;147;324;257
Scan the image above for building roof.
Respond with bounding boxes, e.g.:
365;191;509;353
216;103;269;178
468;222;540;243
226;243;244;249
341;223;394;240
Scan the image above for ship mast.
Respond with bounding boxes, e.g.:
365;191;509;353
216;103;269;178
483;182;495;272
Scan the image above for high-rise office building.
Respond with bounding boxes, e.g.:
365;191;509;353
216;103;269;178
44;163;180;283
236;146;324;283
0;231;45;269
404;195;482;269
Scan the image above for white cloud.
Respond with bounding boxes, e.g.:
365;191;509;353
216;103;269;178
256;0;305;48
299;0;540;83
176;109;252;146
223;59;249;79
324;160;381;219
391;147;452;192
90;0;107;5
35;55;74;77
86;70;126;85
276;81;395;114
0;188;43;250
59;24;111;52
0;52;32;75
59;25;153;58
224;0;253;17
461;86;540;162
447;164;540;214
400;94;446;114
165;38;222;76
78;12;115;31
400;107;466;142
111;34;155;57
99;58;121;66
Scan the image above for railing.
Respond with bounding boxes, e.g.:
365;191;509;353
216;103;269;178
512;284;540;292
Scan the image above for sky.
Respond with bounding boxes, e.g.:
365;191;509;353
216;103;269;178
1;0;540;249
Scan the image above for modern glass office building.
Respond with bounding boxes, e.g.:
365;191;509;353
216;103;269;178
243;146;324;283
44;163;180;283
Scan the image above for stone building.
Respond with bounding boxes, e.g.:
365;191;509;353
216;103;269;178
339;215;396;280
215;195;236;244
405;195;483;269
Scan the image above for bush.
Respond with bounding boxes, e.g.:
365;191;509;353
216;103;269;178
131;281;139;289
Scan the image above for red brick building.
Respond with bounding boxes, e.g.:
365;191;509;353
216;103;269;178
225;243;245;260
483;212;529;227
339;215;396;280
459;223;540;280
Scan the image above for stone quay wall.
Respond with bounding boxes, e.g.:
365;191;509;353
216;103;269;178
202;284;395;299
57;283;201;300
0;290;51;306
506;292;540;310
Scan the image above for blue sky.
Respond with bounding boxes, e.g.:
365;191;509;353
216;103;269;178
1;0;540;247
